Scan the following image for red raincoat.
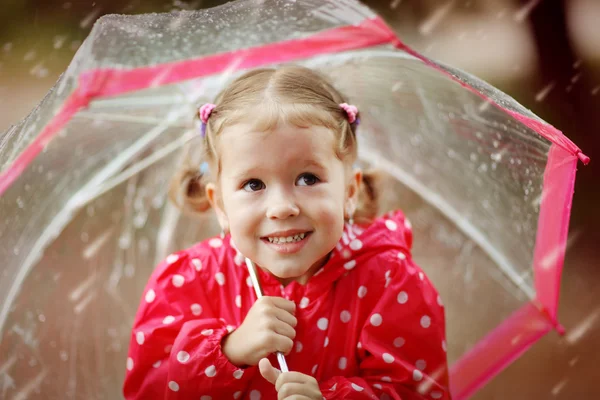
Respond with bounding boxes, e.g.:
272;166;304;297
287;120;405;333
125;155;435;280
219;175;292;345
123;210;450;399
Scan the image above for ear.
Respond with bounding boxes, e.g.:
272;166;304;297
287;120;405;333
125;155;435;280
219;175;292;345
206;182;229;232
344;168;362;218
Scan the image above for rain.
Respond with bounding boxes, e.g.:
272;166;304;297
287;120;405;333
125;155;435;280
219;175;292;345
0;1;599;399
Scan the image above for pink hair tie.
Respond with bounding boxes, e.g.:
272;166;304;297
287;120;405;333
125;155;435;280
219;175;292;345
339;103;358;124
199;103;216;124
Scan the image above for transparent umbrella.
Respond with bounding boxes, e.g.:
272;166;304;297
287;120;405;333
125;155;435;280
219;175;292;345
0;0;589;399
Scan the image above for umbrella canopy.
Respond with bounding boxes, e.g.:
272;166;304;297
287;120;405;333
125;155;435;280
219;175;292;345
0;0;588;399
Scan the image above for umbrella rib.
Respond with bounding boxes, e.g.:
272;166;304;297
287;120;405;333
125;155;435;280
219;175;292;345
76;130;196;206
76;111;189;128
360;147;536;301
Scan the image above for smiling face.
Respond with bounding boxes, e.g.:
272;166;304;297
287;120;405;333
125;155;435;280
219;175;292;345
206;121;360;284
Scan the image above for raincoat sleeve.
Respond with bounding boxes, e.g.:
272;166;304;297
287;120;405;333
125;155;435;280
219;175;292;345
123;252;256;399
319;252;451;400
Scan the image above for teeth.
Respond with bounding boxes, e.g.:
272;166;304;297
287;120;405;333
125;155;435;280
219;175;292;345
268;233;306;244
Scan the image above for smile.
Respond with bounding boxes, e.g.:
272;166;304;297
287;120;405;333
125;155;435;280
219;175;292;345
267;233;306;244
261;231;312;254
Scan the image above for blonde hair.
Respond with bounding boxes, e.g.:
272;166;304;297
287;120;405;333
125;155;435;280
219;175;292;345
169;65;379;223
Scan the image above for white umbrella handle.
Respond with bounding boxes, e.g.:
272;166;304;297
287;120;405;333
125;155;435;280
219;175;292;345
244;257;290;373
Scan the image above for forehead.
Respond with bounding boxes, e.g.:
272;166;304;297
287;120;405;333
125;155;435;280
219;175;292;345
218;122;338;171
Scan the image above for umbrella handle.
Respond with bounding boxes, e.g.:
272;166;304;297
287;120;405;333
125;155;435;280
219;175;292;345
244;257;290;373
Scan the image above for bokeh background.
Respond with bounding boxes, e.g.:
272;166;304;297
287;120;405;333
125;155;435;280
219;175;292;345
1;0;598;398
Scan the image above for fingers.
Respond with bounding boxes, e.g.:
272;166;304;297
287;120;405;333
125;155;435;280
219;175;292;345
273;307;298;328
265;296;297;314
259;358;281;385
275;372;318;392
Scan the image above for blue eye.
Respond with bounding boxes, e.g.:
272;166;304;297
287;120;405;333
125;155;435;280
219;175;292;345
297;173;319;186
243;179;265;192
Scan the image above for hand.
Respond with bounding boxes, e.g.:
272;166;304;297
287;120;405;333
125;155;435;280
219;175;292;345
259;358;323;400
222;296;297;366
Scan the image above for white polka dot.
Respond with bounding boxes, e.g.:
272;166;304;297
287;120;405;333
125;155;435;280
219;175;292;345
385;270;391;279
397;291;408;304
215;272;225;286
152;360;161;368
342;249;352;259
385;220;397;231
340;310;351;323
381;376;392;382
233;392;242;399
233;370;244;379
250;390;261;400
164;344;173;353
344;260;356;270
177;351;190;363
351;383;364;391
357;341;362;349
145;289;156;303
357;286;367;298
234;253;244;266
431;391;443;399
201;329;213;336
373;383;383;390
190;303;202;316
329;383;337;391
442;340;447;352
421;315;431;328
205;365;217;377
404;219;412;230
312;364;318;374
385;277;391;288
317;317;329;330
200;396;212;400
191;258;202;271
235;295;241;308
416;359;427;370
166;254;179;264
324;337;329;347
398;252;406;260
172;274;185;287
209;238;223;248
383;353;394;363
437;295;443;306
370;313;383;326
338;357;347;370
419;272;424;280
296;341;303;352
126;357;134;371
394;337;405;348
299;297;309;308
413;369;423;381
349;239;363;250
163;316;175;325
136;331;145;345
168;381;179;392
246;276;253;287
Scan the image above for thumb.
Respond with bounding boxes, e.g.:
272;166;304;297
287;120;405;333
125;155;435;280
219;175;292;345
259;358;281;385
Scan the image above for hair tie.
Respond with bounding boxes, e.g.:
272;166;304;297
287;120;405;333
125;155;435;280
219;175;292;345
339;103;358;124
198;103;216;137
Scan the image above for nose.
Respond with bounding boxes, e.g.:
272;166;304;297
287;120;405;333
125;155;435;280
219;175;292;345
265;188;300;220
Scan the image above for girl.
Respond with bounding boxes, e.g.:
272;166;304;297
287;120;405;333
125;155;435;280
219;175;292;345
123;66;450;399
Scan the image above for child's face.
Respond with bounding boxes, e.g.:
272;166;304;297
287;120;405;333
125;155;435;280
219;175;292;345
206;121;361;284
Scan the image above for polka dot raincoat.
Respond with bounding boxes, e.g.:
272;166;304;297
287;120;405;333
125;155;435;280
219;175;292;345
123;210;450;399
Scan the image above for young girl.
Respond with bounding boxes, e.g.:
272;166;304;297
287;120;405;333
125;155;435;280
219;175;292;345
123;66;450;399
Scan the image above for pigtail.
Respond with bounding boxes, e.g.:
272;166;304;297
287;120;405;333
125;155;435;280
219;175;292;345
168;156;212;214
353;169;381;225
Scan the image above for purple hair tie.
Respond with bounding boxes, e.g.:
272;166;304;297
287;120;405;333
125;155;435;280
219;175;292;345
198;103;216;137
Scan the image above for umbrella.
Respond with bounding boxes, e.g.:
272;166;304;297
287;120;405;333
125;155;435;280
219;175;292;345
0;0;589;399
